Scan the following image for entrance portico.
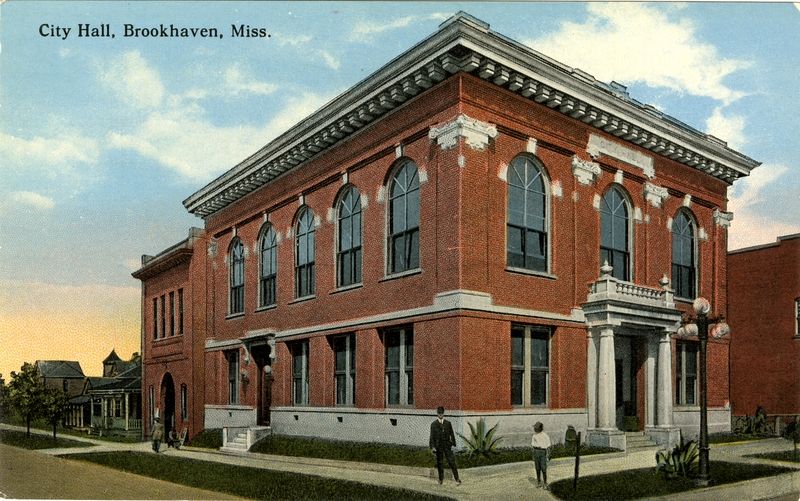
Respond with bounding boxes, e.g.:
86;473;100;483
583;264;682;450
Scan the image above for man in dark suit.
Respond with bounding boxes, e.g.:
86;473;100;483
429;406;461;485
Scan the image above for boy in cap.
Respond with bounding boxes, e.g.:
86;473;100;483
531;421;551;489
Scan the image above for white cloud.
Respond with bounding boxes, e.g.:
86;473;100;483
8;191;55;211
275;33;312;46
107;91;337;181
318;50;340;70
223;64;279;96
99;50;165;109
350;12;450;42
727;163;800;249
705;107;747;150
0;131;100;177
526;3;751;105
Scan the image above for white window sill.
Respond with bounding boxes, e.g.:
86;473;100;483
225;312;245;320
289;295;316;305
505;267;557;280
330;283;363;295
255;304;277;313
380;268;422;282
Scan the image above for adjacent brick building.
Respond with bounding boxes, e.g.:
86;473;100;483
134;13;759;450
729;234;800;420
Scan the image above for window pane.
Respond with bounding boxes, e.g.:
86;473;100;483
508;185;525;226
407;230;420;270
339;373;347;399
511;370;523;405
507;227;524;267
392;235;406;272
407;188;420;229
335;339;346;371
385;336;399;369
406;369;414;405
405;333;414;368
532;370;547;405
387;372;399;405
511;331;524;367
531;334;548;368
391;197;406;234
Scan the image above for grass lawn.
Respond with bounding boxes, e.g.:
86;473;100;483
709;432;774;444
250;434;618;469
65;451;452;500
0;429;93;450
746;450;800;463
549;461;794;500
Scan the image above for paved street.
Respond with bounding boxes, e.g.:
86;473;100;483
1;424;799;500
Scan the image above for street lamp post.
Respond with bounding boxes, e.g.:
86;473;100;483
695;299;710;487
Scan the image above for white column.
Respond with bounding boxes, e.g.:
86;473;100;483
657;331;674;427
125;393;130;431
587;329;599;429
646;336;657;427
597;327;616;430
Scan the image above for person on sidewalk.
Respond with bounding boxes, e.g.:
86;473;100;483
151;417;165;453
531;422;552;490
429;406;461;485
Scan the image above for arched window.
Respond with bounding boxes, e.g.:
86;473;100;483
600;186;631;281
337;186;362;287
672;211;697;298
388;161;420;274
259;224;277;307
295;207;316;298
229;237;245;314
507;155;548;271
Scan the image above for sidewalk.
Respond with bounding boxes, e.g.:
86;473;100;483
2;423;799;500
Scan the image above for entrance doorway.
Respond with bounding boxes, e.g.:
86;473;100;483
615;337;644;431
250;345;272;426
160;373;175;438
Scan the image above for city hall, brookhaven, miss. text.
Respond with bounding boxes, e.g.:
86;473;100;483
38;23;270;40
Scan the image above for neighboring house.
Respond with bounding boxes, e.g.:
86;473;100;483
35;360;85;398
65;351;143;437
729;234;800;424
133;12;759;451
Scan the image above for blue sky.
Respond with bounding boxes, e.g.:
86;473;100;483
1;2;798;377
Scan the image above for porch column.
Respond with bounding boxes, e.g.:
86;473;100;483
125;393;130;431
646;336;657;428
597;327;616;430
586;329;599;429
657;331;674;426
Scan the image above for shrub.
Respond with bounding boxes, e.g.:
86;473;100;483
655;440;699;479
457;418;502;458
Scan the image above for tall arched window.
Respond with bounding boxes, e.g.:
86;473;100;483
295;207;316;298
229;237;245;314
600;186;631;281
259;224;277;307
507;155;548;271
672;211;697;298
388;161;420;274
337;186;362;287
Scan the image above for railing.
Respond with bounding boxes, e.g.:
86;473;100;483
615;282;664;301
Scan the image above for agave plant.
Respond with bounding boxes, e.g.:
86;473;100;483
458;418;503;458
656;439;699;479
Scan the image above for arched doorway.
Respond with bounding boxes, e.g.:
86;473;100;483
250;345;272;426
160;373;175;438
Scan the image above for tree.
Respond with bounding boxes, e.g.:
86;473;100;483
41;388;70;440
7;363;45;437
0;373;7;421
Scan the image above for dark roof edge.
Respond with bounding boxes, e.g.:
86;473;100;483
728;233;800;255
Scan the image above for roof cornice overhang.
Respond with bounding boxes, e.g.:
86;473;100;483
184;13;760;219
131;246;192;280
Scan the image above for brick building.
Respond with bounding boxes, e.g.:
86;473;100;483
134;13;759;450
729;234;800;420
